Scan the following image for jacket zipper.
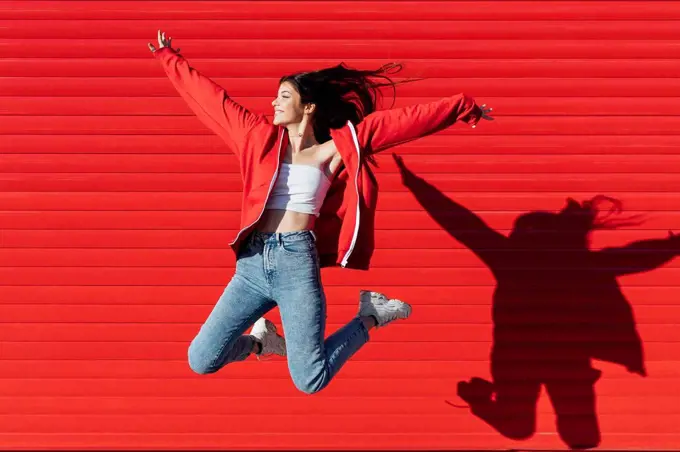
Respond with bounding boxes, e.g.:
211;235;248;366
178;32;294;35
341;121;362;267
229;130;285;246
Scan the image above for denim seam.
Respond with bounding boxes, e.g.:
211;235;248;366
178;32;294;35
206;276;271;370
206;316;254;371
327;318;369;365
358;317;370;342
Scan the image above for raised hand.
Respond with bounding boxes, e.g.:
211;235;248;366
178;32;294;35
481;104;494;120
148;29;180;53
392;153;418;185
472;103;494;129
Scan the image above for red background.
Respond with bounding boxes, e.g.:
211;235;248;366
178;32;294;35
1;1;680;449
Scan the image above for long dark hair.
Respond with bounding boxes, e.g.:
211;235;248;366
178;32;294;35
280;62;404;142
510;195;644;249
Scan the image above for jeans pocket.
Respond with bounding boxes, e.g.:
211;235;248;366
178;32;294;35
280;237;315;257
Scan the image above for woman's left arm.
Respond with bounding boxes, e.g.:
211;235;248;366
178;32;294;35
593;232;679;276
355;94;493;155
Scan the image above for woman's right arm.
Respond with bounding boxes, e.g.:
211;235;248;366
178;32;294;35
149;31;268;158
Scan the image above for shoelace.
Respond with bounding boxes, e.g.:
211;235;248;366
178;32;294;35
381;300;406;323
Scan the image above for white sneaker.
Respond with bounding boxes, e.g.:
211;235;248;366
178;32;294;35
249;318;286;359
358;290;412;328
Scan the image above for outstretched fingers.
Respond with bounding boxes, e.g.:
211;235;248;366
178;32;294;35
149;29;180;54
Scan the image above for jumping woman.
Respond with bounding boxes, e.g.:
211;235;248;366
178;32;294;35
148;30;493;395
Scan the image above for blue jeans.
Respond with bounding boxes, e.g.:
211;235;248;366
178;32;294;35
187;230;370;394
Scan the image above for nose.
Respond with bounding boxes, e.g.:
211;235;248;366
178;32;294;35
271;98;278;107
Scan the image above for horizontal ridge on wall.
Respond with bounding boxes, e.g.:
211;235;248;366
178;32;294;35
0;229;673;248
3;322;680;342
3;1;680;20
5;20;680;40
0;210;679;230
2;134;679;154
1;285;676;305
3;174;680;192
1;267;679;286
5;40;680;59
2;154;680;174
0;192;678;210
0;434;677;450
4;393;680;414
5;77;680;96
2;248;680;269
2;341;678;360
4;97;680;116
0;378;676;398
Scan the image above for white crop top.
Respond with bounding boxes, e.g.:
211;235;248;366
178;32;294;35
264;163;333;217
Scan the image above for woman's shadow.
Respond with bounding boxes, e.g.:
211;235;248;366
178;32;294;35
393;154;679;449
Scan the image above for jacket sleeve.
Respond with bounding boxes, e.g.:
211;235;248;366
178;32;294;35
355;93;483;155
153;47;268;157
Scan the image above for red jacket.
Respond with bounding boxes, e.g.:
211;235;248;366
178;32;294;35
154;47;483;269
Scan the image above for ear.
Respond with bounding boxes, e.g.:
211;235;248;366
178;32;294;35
303;103;316;115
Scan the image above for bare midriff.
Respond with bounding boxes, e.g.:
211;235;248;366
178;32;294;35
255;209;316;233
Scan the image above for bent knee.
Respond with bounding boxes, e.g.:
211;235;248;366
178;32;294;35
291;373;328;395
504;427;534;441
293;381;324;395
557;417;600;449
187;342;217;375
500;417;535;441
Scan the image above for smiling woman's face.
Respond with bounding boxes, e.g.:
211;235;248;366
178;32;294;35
271;81;305;126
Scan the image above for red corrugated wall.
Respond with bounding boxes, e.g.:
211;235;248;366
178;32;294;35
2;1;680;449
